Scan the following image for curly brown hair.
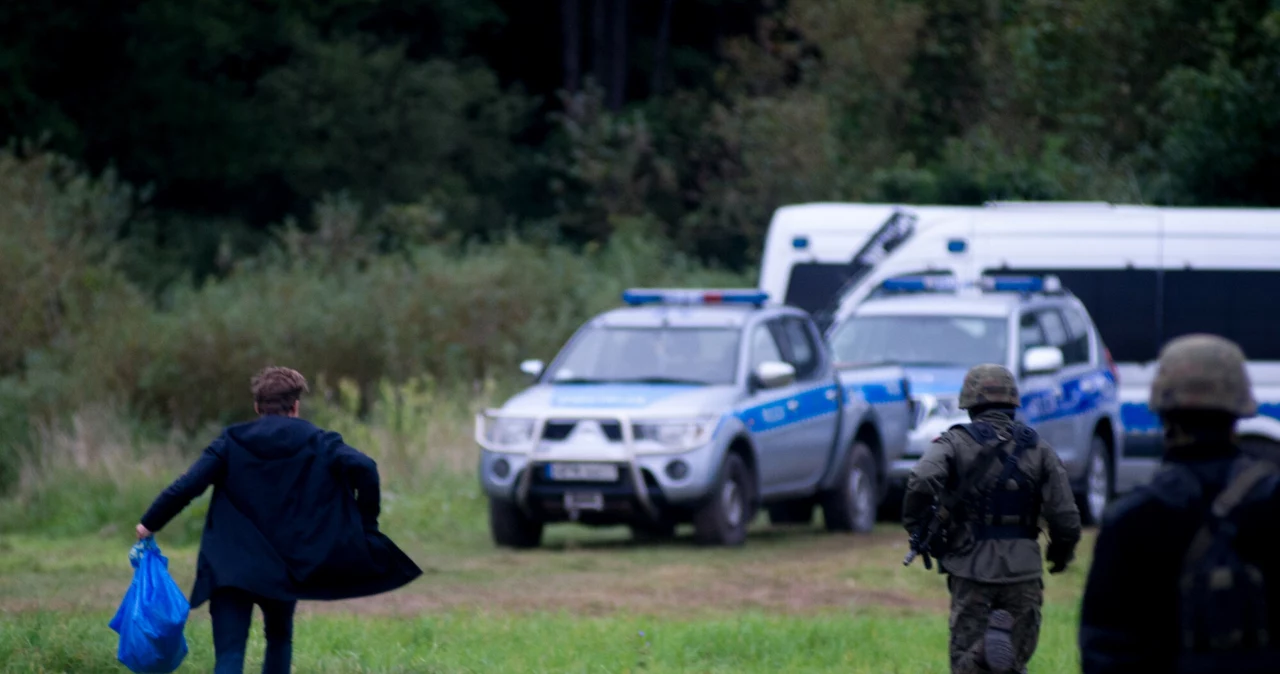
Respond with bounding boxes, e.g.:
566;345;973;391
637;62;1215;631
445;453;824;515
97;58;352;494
251;366;309;416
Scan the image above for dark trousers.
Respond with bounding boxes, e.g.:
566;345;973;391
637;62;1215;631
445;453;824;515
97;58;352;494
947;575;1042;673
209;588;297;674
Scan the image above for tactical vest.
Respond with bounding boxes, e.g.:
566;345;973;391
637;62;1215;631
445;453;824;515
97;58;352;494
954;422;1041;541
1175;457;1280;674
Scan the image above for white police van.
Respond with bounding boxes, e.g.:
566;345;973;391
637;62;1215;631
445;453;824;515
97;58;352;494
760;201;1280;519
827;272;1122;525
476;288;913;548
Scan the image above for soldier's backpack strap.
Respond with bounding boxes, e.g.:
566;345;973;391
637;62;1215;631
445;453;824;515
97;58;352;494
1181;459;1278;573
932;423;1009;531
968;423;1043;539
996;424;1040;479
1177;457;1280;665
951;422;1000;448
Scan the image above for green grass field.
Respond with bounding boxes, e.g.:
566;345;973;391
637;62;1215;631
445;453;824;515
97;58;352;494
0;401;1096;672
0;510;1096;673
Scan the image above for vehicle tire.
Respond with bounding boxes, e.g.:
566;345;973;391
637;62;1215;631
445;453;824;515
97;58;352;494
489;497;544;549
693;453;752;546
629;519;677;542
767;500;814;526
1076;434;1113;526
821;442;879;534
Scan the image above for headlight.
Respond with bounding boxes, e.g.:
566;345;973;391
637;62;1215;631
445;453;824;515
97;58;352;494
633;417;718;451
914;395;961;426
482;415;536;448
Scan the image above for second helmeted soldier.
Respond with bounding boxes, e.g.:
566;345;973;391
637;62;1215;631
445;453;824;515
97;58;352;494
904;364;1082;674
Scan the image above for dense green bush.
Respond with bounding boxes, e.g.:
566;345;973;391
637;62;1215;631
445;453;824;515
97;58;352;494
0;149;749;499
30;216;748;431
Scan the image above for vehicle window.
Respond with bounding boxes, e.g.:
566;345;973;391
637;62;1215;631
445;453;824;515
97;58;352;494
1059;306;1092;366
1163;270;1280;361
1019;313;1046;351
749;322;784;371
780;317;821;380
550;327;741;385
1037;310;1069;347
987;268;1160;362
829;315;1008;369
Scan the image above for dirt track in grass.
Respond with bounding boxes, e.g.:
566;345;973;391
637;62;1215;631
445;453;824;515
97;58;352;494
2;524;1094;618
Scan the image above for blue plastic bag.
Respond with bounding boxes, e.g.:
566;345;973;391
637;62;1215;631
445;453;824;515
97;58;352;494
108;538;190;673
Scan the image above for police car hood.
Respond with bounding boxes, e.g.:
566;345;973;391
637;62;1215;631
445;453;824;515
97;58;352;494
499;382;738;418
898;365;969;398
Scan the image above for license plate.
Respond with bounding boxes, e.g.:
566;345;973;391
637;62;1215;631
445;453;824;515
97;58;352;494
563;491;604;511
546;463;618;482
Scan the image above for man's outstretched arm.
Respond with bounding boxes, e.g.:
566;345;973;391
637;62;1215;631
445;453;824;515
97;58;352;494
138;437;227;536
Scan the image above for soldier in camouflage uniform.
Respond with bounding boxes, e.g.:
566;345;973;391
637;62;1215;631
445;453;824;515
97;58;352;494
1079;334;1280;673
904;364;1082;674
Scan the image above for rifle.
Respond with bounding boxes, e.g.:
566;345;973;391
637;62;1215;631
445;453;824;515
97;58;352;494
903;426;1008;569
903;502;949;570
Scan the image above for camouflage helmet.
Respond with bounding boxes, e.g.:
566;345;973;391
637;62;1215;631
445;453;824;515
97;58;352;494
1149;334;1256;417
959;364;1021;409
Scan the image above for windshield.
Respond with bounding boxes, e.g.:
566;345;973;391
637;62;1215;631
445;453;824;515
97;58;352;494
829;315;1008;369
548;326;741;385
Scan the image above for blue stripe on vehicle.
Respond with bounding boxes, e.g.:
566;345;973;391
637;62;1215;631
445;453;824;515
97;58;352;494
1020;369;1117;425
1120;400;1280;459
733;377;908;435
855;381;909;404
549;383;700;408
1121;401;1280;435
735;384;840;434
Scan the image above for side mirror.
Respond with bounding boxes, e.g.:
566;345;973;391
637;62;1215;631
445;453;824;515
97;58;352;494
520;359;544;379
1022;346;1064;375
753;361;796;390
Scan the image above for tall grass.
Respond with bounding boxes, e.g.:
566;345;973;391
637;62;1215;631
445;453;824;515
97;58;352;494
0;377;505;547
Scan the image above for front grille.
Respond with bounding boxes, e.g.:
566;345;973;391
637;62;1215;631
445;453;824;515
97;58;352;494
540;419;623;442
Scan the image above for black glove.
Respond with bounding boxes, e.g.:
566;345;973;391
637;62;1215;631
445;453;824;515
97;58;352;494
1046;541;1073;574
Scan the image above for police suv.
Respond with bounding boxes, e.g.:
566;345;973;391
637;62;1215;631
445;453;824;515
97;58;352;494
476;288;913;548
826;273;1122;525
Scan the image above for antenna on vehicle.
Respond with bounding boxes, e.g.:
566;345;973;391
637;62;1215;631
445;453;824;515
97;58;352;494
811;208;918;332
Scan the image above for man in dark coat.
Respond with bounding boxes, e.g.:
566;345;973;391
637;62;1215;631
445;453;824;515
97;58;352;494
136;366;422;674
1078;334;1280;673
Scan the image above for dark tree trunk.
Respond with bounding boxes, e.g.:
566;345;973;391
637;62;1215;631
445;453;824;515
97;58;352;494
592;0;608;90
651;0;674;96
609;0;628;109
562;0;581;92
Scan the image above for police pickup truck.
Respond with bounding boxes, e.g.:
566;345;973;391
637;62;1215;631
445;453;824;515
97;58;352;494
826;273;1122;525
476;288;913;548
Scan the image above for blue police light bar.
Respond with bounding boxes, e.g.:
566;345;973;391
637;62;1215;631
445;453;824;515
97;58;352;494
792;236;810;250
980;274;1062;293
947;238;967;253
879;275;958;292
621;288;770;306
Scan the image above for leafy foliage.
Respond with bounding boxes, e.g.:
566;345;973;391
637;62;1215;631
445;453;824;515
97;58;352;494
1;0;1278;493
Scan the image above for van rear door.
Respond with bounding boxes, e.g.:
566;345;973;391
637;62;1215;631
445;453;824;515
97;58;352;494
781;209;918;331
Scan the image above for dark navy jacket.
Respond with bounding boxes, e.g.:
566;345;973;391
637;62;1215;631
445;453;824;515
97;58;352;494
140;415;422;608
1078;443;1280;673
